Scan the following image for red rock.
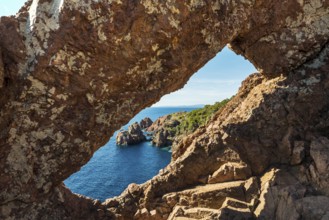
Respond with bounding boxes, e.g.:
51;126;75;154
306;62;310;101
140;117;153;130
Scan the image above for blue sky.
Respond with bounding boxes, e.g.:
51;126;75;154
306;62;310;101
0;0;25;16
154;47;256;106
1;1;257;107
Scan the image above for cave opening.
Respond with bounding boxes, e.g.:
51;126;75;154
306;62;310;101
64;46;256;201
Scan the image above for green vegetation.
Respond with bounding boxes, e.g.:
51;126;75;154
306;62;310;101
149;98;231;147
172;98;230;135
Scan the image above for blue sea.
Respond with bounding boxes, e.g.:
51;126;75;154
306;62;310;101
64;107;198;201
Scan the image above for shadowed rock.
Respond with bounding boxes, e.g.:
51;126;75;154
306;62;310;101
146;115;181;147
140;117;153;130
152;128;173;147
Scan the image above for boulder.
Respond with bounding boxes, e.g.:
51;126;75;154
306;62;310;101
208;162;252;184
116;130;130;146
116;123;146;145
152;128;172;147
140;117;153;129
128;122;146;143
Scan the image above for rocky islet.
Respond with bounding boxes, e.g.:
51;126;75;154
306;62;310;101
116;114;184;147
115;115;176;147
116;122;147;146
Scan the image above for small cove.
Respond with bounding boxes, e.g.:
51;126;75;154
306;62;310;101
64;107;197;201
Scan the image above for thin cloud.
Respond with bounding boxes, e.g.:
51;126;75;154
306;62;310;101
189;79;241;85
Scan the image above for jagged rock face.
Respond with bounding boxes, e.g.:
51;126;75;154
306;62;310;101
116;122;146;145
146;115;173;132
229;0;329;75
146;114;180;147
152;128;172;147
140;117;153;130
0;0;328;219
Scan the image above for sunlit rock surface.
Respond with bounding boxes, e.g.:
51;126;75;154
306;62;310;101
140;117;153;130
116;122;146;145
0;0;328;219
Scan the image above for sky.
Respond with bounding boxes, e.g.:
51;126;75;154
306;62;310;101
0;0;25;16
153;47;256;106
1;1;257;107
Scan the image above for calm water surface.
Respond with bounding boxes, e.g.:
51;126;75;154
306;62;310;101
64;107;197;201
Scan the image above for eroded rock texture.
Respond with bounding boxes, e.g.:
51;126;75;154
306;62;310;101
116;122;146;146
0;0;329;219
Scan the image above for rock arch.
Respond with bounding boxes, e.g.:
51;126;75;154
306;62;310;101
0;0;329;219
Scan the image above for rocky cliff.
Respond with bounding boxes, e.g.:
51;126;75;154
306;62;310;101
0;0;329;219
146;99;229;148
